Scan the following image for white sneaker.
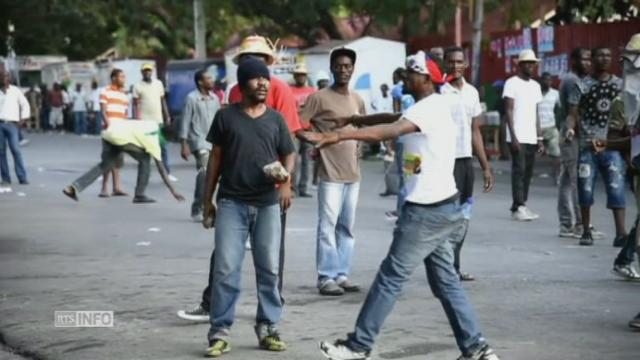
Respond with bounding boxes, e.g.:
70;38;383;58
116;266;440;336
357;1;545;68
511;206;532;221
319;340;370;360
523;207;539;220
612;264;640;281
0;185;13;194
168;174;179;182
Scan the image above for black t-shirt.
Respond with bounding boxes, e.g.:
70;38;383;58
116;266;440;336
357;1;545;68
207;104;295;207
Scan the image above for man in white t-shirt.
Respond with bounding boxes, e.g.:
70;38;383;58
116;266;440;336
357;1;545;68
133;63;174;181
441;47;494;282
503;49;544;221
538;72;561;179
300;50;501;360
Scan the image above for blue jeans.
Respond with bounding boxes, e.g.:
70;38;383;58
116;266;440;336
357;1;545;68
93;112;103;135
0;121;27;183
74;111;87;135
316;181;360;284
208;198;283;342
578;150;626;209
346;201;486;356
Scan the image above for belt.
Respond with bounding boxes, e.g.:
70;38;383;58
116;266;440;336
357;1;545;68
406;193;460;208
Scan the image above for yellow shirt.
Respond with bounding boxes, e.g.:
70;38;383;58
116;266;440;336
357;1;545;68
102;120;162;161
133;79;165;124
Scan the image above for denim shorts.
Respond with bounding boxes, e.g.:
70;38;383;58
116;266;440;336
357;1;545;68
577;150;626;209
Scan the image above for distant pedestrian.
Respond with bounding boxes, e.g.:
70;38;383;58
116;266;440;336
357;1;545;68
133;63;175;181
503;49;544;221
566;47;627;247
0;70;31;188
538;72;561;180
48;83;65;131
179;69;221;222
98;69;130;198
70;83;88;135
290;63;316;198
25;85;42;131
87;81;102;135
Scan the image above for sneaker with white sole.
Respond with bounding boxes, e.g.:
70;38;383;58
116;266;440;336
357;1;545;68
457;345;501;360
559;225;575;238
612;264;640;281
574;224;605;240
511;206;532;221
177;304;209;322
319;339;370;360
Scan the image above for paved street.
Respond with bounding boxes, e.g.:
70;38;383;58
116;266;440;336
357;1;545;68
0;133;638;360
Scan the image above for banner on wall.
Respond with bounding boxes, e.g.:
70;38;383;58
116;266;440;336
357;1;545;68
537;26;555;53
504;28;533;57
540;54;568;77
491;39;503;58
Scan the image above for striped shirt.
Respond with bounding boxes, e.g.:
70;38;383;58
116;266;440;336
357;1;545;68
100;85;129;121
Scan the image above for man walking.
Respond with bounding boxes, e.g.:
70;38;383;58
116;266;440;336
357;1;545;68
300;50;500;360
133;63;175;181
557;48;603;239
180;69;221;222
0;70;31;188
503;49;544;221
300;47;366;296
25;85;41;132
566;47;627;247
201;58;295;357
70;83;88;135
290;63;316;198
441;47;495;282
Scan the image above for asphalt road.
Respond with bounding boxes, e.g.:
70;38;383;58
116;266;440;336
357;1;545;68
0;133;638;360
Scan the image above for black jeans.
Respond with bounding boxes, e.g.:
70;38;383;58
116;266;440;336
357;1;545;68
510;144;537;212
615;218;637;266
453;158;474;272
297;140;311;194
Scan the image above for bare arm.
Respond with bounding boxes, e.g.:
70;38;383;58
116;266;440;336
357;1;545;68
202;146;223;229
504;97;518;144
565;104;579;140
313;112;403;130
300;119;419;147
134;98;141;119
100;103;110;129
278;151;296;211
154;159;184;200
161;96;171;125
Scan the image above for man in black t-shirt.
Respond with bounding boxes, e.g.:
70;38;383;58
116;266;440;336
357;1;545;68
200;58;296;357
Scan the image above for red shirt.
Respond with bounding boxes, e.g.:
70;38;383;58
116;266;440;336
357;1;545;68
290;85;316;111
228;77;302;133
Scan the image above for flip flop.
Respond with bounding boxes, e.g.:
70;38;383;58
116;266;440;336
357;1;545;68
112;191;129;197
98;193;110;198
62;187;78;202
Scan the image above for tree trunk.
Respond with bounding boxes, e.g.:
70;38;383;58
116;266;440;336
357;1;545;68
471;0;484;86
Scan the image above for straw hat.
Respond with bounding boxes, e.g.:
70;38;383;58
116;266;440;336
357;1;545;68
232;35;275;66
517;49;540;63
293;63;308;75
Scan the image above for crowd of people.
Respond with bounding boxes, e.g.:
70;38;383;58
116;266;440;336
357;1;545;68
1;32;639;359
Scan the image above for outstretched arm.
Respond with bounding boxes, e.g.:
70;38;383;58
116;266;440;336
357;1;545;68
155;159;184;201
312;112;403;130
300;119;418;147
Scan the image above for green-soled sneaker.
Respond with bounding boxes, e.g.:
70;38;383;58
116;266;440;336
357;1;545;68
259;335;287;352
205;339;230;357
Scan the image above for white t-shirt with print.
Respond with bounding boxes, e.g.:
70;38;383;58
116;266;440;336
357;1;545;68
441;79;483;158
503;76;543;144
538;88;560;129
401;93;458;205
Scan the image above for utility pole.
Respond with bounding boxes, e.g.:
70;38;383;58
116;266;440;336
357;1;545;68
471;0;484;86
455;1;462;46
193;0;206;60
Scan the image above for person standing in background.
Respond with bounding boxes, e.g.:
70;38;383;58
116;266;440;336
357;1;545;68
290;63;316;198
70;83;88;135
25;85;42;132
133;63;176;182
179;69;221;222
0;70;31;188
48;83;65;131
537;72;562;182
88;81;102;135
503;49;544;221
